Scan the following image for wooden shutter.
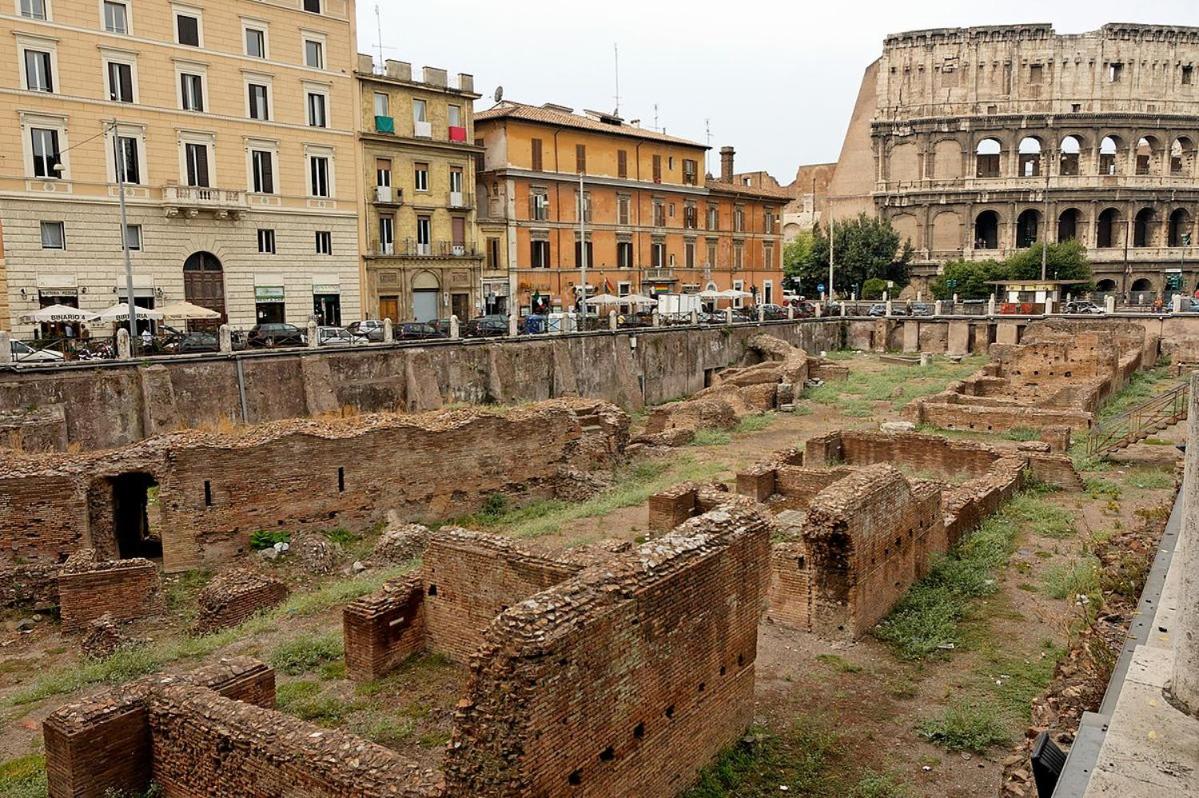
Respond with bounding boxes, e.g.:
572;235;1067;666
260;152;274;193
618;150;628;178
531;138;543;171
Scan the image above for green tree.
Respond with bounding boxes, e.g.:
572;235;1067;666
803;214;914;298
782;231;815;292
929;259;1007;300
861;278;888;299
1005;240;1094;289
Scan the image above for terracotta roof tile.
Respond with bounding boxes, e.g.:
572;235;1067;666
475;102;707;148
705;178;793;201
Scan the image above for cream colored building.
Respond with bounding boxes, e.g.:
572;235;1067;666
0;0;361;334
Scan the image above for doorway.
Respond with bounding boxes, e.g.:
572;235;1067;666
313;293;341;326
183;251;226;329
378;295;399;322
112;473;163;560
451;292;470;320
413;290;439;322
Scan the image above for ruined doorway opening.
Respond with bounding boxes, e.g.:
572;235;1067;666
974;211;999;250
1016;209;1041;248
1058;208;1081;242
112;473;163;560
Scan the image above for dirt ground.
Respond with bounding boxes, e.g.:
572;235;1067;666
0;352;1182;798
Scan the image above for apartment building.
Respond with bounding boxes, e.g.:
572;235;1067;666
0;0;361;333
475;102;788;314
355;55;483;322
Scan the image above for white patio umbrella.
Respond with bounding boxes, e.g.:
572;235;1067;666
698;289;724;300
159;300;220;320
21;304;96;323
584;293;625;305
719;289;754;299
94;302;164;323
622;294;659;306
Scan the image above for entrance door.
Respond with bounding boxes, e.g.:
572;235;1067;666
379;295;399;322
451;292;470;320
313;294;341;326
112;473;163;560
413;289;439;322
183;251;226;329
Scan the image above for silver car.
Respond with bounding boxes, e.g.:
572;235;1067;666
11;341;64;362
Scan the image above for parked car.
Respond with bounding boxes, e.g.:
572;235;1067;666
1064;300;1105;315
397;322;443;340
867;303;888;317
760;304;790;320
346;320;386;340
247;323;306;348
909;302;934;317
462;316;508;338
11;340;64;362
173;331;220;353
316;326;363;346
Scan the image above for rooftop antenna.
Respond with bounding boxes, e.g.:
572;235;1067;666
653;103;659;131
374;4;383;73
494;85;504;104
704;118;712;175
613;43;621;116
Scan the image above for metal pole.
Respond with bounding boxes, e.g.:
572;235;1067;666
828;216;834;301
112;120;137;346
1041;155;1050;281
579;171;586;329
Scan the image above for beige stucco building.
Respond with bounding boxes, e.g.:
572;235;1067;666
0;0;361;334
828;23;1199;299
354;55;485;323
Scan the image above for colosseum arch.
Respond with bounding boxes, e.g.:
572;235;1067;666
1059;135;1083;176
889;142;920;183
1016;209;1041;248
974;210;1001;250
931;210;962;252
890;213;919;249
933;139;962;180
1018;137;1043;177
1096;278;1118;294
1169;208;1193;247
1171;137;1196;176
1097;208;1123;248
975;138;1003;178
1135;136;1160;176
1099;136;1121;175
1057;208;1083;242
1134;207;1157;247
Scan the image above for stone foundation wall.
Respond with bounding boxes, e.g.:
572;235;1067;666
57;556;161;634
807;429;1000;480
444;502;773;797
0;475;87;565
192;569;289;635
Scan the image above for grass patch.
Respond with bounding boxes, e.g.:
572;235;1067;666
981;642;1065;719
735;413;775;433
1083;478;1122;501
1005;492;1075;539
163;568;213;618
815;653;864;673
0;754;47;798
804;356;984;415
692;429;733;446
850;772;912;798
249;530;291;550
1096;364;1179;422
322;527;357;546
1042;556;1101;601
276;681;358;725
918;700;1009;752
684;722;841;798
1124;469;1175;490
1001;427;1040;442
359;715;417;746
270;633;344;675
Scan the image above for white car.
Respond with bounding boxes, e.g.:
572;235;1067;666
317;326;366;346
11;340;64;363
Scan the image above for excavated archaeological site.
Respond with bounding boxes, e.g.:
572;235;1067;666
0;319;1189;797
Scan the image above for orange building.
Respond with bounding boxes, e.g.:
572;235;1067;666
474;102;789;314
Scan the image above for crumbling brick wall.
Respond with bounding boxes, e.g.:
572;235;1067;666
806;429;999;481
443;502;773;798
57;554;162;634
647;482;731;531
191;568;288;635
0;475;87;565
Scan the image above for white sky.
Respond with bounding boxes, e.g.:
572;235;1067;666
362;0;1199;182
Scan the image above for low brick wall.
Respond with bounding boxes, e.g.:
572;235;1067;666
344;573;427;682
646;482;731;532
57;557;162;634
192;569;289;635
0;562;59;609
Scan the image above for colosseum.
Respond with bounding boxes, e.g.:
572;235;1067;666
826;23;1199;301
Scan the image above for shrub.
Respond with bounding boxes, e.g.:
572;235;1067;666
918;700;1009;752
249;530;290;551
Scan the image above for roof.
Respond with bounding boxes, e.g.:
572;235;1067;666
475;102;707;148
705;178;793;202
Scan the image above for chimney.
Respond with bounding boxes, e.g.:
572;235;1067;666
720;146;735;182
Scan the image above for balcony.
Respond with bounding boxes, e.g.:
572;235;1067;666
374;115;395;134
399;239;478;258
373;185;403;206
448;190;472;209
163;185;246;219
448;125;467;142
644;268;677;282
413;120;432;138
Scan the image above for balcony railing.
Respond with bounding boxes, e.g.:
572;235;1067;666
448;190;472;209
400;239;478;257
164;185;245;207
374;115;395;134
644;268;676;281
413;120;432;138
448;125;467;142
373;185;403;205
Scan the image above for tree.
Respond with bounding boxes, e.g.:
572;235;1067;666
1005;240;1094;290
782;231;815;292
929;258;1006;300
803;214;914;298
861;278;888;299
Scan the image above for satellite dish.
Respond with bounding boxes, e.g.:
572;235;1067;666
494;86;504;103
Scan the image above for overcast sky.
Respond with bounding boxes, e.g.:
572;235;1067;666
362;0;1198;183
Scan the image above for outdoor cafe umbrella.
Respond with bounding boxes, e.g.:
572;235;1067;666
159;300;220;320
20;304;96;323
698;288;724;300
584;294;625;305
719;289;754;299
622;294;659;306
94;302;164;323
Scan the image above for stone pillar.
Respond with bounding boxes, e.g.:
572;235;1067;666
947;320;970;356
1173;294;1184;314
116;328;131;359
987;296;997;316
996;321;1019;345
1171;372;1199;714
934;300;943;316
757;304;765;323
1105;294;1117;314
839;302;847;317
383;318;394;343
725;307;734;324
920;352;932;367
0;331;11;364
509;314;519;337
307;320;319;348
902;321;919;353
608;310;617;330
652;310;661;327
218;324;232;353
885;300;893;317
449;315;460;339
788;305;795;320
690;309;698;325
1044;298;1055;316
814;303;823;318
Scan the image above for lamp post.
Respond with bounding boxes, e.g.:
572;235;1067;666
109;120;136;344
1040;152;1051;281
578;171;587;329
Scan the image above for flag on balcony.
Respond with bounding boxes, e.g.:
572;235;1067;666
449;125;467;142
375;115;395;134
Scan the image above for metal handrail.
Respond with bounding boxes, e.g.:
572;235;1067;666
1086;382;1189;457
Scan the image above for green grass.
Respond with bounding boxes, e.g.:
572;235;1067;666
735;413;776;433
249;530;291;550
269;633;344;675
980;642;1065;720
1004;491;1075;539
1083;478;1122;501
1097;364;1180;422
815;653;864;673
0;754;47;798
276;680;359;725
684;722;841;798
804;355;984;415
358;715;417;746
1124;469;1175;490
1000;427;1041;442
917;700;1010;753
691;429;733;446
849;772;912;798
322;527;357;546
1042;556;1102;601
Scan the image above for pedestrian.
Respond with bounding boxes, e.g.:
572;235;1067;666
140;327;152;349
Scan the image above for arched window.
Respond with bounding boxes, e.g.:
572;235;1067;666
1096;278;1117;293
1172;138;1195;176
1018;137;1043;177
1131;277;1153;292
1099;136;1120;175
976;138;1002;178
1134;208;1156;247
1016;209;1041;248
974;211;1000;249
1135;137;1158;176
1059;136;1082;176
1169;208;1192;247
1097;208;1121;248
1058;208;1082;242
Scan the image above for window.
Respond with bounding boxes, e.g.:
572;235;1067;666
449;167;463;196
683;159;698;185
416;216;431;246
303;0;320;12
707;205;718;230
685;240;695;269
734;243;744;270
576;144;586;173
574;238;592;268
617;241;633;268
24;49;53;92
653;201;666;227
733;279;745;307
304;39;323;69
376;158;391;187
180;72;203;111
652;154;662;182
684;204;697;229
257;228;276;254
245;27;265;58
531;138;543;171
20;0;46;19
176;12;200;46
414;162;429;192
306;91;326;127
378;215;394;254
373;92;389;117
309;155;330;197
531;239;550;268
617;149;628;178
764;243;774;268
40;221;64;249
107;62;133;102
734;207;745;232
617;195;631;225
184;142;209;187
1185;65;1195;86
577;190;591;222
31;127;60;178
448;104;462;128
315;230;332;254
248;83;269;120
707;240;717;267
1108;62;1123;83
413;98;427;123
114;135;139;183
250;149;274;193
651;242;665;267
1029;64;1043;84
103;1;128;33
531;189;549;220
124;224;141;251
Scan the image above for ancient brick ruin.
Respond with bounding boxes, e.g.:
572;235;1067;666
56;550;163;634
191;569;289;635
908;320;1153;433
46;502;773;798
0;399;628;577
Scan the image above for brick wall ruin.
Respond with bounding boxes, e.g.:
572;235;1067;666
56;552;162;634
908;321;1152;433
0;399;628;574
192;569;289;635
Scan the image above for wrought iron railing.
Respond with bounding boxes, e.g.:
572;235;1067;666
1086;381;1189;457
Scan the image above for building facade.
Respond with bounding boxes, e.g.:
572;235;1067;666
475;102;788;315
355;56;484;323
0;0;361;334
828;23;1199;299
